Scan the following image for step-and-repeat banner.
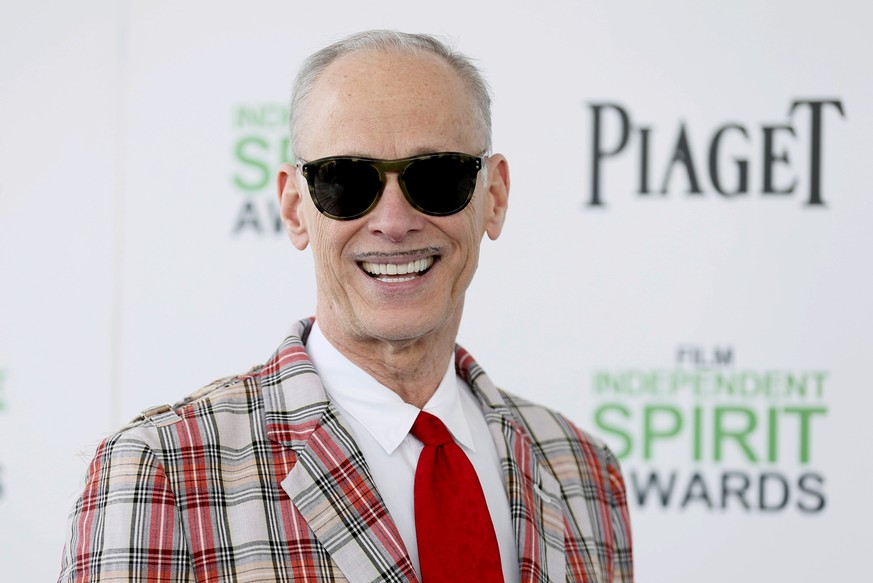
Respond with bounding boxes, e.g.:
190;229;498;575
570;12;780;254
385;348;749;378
2;1;870;580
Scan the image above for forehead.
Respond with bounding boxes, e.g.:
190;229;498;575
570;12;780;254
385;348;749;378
297;49;481;159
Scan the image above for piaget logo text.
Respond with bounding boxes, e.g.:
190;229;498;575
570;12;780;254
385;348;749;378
586;99;845;208
592;346;828;513
231;103;291;235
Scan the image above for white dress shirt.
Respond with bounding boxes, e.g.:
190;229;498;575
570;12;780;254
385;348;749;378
306;323;519;583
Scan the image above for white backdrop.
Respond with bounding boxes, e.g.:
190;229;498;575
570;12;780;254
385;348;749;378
2;1;871;581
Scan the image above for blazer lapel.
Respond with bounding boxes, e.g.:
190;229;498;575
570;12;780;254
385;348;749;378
262;322;418;583
457;347;567;583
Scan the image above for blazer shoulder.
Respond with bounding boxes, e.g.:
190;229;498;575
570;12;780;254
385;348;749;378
494;387;627;493
495;388;633;558
109;365;266;450
497;388;611;451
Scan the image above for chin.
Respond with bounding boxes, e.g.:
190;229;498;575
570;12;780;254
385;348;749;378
355;310;446;344
365;321;437;343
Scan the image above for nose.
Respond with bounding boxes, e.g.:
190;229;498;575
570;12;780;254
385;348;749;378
365;173;425;242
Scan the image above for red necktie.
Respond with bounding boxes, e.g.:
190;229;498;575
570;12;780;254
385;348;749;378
411;411;504;583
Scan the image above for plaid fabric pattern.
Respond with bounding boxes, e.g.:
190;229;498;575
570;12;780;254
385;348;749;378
60;319;633;582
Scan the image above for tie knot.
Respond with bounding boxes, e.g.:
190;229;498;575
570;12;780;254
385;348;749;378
410;411;454;446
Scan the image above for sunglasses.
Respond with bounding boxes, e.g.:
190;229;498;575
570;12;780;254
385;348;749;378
297;152;484;220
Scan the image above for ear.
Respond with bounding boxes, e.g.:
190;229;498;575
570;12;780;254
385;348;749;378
482;154;510;241
277;162;310;250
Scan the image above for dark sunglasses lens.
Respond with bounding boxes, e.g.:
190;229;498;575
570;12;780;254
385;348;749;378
402;155;478;215
311;159;382;219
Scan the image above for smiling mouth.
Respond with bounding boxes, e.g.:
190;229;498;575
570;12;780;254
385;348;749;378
359;256;436;283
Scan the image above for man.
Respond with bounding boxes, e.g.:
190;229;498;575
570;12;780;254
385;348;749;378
60;31;633;582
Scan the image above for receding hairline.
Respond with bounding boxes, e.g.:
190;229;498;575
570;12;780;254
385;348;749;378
289;30;493;157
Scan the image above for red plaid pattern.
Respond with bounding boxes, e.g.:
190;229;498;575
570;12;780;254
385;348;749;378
59;319;633;582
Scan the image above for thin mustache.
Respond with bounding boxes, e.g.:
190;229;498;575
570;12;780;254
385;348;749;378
353;247;442;261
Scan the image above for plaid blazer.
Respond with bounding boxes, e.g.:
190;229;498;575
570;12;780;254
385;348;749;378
59;319;633;582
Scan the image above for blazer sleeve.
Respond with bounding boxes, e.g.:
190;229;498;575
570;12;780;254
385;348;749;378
602;444;634;583
58;432;196;582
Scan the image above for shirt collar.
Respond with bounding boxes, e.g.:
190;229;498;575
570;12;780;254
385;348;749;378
305;322;475;454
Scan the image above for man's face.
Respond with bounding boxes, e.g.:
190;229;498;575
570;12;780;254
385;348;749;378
278;49;508;349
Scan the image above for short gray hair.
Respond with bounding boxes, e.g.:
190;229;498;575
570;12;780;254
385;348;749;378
289;30;492;157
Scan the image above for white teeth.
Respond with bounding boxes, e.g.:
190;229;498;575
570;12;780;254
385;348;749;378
361;256;435;278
